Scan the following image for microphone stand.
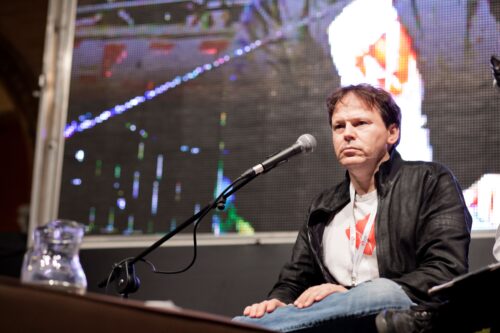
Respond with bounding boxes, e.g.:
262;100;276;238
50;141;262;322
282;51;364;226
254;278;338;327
98;173;258;298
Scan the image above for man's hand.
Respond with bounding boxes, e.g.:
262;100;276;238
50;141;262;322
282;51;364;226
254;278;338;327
242;283;347;318
243;299;286;318
294;283;347;308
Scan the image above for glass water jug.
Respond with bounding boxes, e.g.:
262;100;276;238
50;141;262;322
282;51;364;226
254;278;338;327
21;219;87;294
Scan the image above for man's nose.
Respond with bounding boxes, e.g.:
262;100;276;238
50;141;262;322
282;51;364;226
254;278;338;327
343;123;356;141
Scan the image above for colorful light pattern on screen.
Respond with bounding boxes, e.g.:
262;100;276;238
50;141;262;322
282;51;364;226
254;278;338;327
60;0;500;236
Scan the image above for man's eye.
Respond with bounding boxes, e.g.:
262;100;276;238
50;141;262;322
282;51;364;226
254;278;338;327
333;124;344;130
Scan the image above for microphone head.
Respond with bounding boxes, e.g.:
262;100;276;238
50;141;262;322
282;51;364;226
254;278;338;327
297;134;317;153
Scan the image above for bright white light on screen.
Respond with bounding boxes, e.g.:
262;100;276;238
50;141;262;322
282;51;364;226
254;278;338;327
75;150;85;162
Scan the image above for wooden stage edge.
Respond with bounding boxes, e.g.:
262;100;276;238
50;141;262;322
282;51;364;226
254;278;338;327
0;277;271;333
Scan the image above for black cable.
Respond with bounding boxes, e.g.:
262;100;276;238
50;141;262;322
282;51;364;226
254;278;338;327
142;174;250;275
104;266;117;295
151;209;203;275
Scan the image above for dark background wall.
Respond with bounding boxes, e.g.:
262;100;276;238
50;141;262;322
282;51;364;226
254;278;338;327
0;1;48;277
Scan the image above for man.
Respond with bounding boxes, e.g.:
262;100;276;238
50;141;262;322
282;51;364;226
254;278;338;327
234;84;472;332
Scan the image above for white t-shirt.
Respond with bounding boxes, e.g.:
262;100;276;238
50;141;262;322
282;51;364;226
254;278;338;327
322;183;379;286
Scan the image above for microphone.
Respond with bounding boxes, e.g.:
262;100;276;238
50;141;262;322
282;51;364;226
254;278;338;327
241;134;317;178
491;55;500;88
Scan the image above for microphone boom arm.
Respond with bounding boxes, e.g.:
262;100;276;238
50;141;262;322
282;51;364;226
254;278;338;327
97;172;259;297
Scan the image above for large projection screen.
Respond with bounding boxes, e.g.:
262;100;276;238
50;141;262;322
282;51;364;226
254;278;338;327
58;0;500;245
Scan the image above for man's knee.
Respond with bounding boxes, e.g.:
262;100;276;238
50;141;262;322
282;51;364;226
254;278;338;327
345;278;414;310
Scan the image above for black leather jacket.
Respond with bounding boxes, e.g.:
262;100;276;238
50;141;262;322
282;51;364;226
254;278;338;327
268;151;472;305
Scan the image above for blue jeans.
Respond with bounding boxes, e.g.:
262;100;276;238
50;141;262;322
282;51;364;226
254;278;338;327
233;278;414;332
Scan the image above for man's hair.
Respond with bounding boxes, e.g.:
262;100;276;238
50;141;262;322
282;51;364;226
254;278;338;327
326;83;401;149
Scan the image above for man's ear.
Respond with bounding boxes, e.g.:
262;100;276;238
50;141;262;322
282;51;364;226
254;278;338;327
387;124;400;145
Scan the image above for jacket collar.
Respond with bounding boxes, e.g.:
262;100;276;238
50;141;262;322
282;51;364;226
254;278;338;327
310;149;403;216
344;149;403;197
375;149;403;197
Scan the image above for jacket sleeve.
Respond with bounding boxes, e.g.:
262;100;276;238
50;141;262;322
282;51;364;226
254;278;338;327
395;166;472;303
267;221;326;304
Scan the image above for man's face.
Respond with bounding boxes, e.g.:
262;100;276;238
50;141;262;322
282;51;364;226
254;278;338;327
331;93;399;171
